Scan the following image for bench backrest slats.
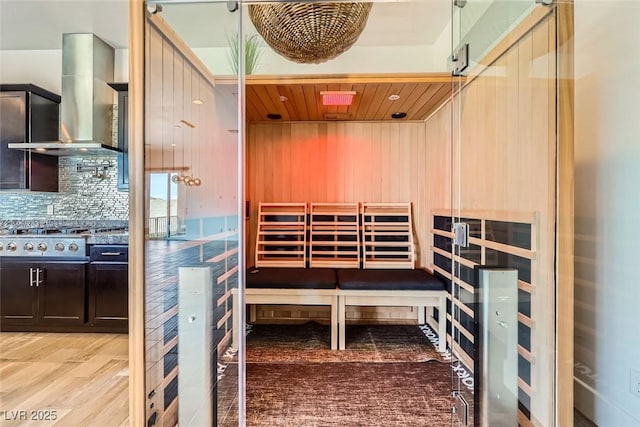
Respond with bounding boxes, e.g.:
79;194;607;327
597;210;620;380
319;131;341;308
255;202;307;268
361;202;415;269
309;203;360;268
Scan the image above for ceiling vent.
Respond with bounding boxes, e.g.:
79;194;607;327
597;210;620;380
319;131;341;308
323;112;352;121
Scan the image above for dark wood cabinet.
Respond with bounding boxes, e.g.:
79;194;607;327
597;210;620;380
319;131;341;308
0;264;37;326
87;244;128;332
38;262;86;325
0;260;86;330
0;85;60;192
88;262;128;332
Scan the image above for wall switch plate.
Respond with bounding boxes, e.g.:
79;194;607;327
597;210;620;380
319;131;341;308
46;205;54;215
630;368;640;398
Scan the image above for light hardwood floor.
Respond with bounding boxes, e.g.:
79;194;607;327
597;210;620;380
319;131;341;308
0;333;128;426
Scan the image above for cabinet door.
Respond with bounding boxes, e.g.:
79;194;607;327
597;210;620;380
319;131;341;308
88;262;128;331
0;92;28;189
0;263;37;326
37;262;86;325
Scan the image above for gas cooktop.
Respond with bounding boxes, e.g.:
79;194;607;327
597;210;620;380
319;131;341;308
8;226;128;235
0;235;87;257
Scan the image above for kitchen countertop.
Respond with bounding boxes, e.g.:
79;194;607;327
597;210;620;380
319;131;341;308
86;233;129;245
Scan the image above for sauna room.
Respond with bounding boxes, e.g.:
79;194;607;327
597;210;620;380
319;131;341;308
137;1;567;426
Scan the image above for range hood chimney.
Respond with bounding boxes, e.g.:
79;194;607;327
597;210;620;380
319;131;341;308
9;33;120;156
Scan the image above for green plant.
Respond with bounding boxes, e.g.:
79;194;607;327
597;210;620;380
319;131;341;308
226;32;263;75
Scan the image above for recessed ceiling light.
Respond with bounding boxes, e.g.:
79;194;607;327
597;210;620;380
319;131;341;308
192;99;204;105
389;94;400;101
267;113;282;120
391;112;407;119
279;95;288;102
320;91;356;106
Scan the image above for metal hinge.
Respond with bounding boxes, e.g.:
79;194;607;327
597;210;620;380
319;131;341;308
452;43;469;76
453;222;469;248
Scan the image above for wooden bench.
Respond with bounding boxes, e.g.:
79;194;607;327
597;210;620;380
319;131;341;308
234;202;447;352
337;203;446;351
336;268;447;351
233;202;345;350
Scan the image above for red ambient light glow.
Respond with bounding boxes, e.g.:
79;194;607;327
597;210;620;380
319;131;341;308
320;91;356;106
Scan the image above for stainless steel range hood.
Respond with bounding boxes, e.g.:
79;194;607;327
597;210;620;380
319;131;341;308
9;34;120;156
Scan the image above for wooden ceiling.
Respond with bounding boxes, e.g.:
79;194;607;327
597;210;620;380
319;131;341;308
237;74;454;123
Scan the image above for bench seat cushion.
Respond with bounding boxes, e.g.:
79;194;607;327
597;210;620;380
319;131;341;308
246;267;337;289
337;268;445;291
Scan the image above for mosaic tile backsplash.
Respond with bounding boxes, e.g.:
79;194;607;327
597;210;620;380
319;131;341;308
0;155;128;222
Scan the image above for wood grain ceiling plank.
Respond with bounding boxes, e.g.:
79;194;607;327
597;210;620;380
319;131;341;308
362;83;392;120
245;93;262;122
404;83;443;120
371;82;404;121
353;83;379;120
346;83;367;121
264;85;291;121
288;84;309;121
412;83;451;120
384;82;432;121
246;85;271;121
302;84;320;121
379;82;421;120
255;85;284;119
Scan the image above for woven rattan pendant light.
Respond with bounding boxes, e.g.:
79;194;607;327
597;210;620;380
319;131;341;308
248;2;373;64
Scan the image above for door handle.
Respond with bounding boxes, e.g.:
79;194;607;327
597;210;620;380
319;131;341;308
35;268;44;287
100;252;122;256
30;268;35;287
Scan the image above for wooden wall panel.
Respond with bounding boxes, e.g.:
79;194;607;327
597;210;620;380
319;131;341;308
247;121;449;270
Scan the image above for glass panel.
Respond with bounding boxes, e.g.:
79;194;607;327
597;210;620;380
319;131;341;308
459;0;536;69
451;0;557;425
573;1;640;425
143;2;241;426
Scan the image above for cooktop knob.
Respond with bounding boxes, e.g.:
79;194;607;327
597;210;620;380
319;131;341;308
55;243;65;252
7;242;17;252
38;242;48;252
68;243;79;252
24;242;34;251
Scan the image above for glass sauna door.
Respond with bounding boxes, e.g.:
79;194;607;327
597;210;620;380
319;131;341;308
142;2;243;426
449;0;559;425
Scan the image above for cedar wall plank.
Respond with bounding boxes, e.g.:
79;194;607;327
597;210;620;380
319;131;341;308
247;121;447;271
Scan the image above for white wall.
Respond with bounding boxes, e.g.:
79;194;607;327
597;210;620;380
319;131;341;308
192;43;443;76
0;50;62;92
0;48;129;93
574;1;640;425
